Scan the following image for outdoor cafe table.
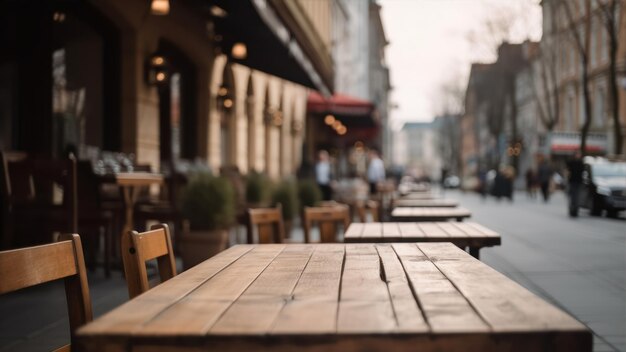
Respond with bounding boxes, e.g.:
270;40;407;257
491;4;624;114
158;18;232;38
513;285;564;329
391;206;471;222
110;172;164;236
76;243;591;352
344;222;500;259
400;192;438;200
394;198;459;207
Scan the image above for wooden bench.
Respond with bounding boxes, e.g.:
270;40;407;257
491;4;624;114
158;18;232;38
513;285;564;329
344;222;500;258
76;243;592;352
391;206;471;222
393;198;459;207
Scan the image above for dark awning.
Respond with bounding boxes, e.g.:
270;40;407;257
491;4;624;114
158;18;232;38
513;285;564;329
307;92;379;128
208;0;333;95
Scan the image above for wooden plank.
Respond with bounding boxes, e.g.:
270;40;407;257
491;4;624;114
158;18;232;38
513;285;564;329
466;222;500;237
398;222;424;237
343;223;363;239
381;223;401;238
0;241;77;294
436;222;468;238
78;245;257;335
418;243;588;333
361;223;382;238
417;223;448;238
272;244;345;334
210;245;313;333
375;244;429;332
337;244;395;333
393;243;489;333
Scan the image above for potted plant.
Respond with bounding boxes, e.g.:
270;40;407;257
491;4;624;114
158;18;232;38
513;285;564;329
271;180;299;239
245;171;272;207
179;172;235;270
298;179;322;209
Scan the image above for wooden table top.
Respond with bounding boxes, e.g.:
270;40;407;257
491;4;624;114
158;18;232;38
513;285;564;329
344;222;500;247
76;243;591;352
114;172;164;186
394;198;459;207
391;207;472;221
400;192;438;200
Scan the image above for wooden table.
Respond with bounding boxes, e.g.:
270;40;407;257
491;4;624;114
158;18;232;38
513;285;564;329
400;192;438;200
114;172;164;236
76;243;591;352
394;198;459;207
391;206;471;222
344;222;500;259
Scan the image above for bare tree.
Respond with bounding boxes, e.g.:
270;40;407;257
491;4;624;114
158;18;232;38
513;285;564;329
530;3;560;132
595;0;623;154
559;0;593;156
434;77;465;175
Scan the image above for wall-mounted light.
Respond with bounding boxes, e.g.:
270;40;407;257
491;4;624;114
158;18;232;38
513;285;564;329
223;98;233;109
332;121;342;130
218;85;229;97
291;119;303;134
151;0;170;15
324;115;335;125
337;126;347;135
210;5;228;18
146;53;169;86
231;42;247;60
272;111;283;127
53;11;66;23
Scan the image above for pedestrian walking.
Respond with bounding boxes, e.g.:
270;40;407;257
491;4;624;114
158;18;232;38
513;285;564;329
537;156;553;202
566;151;584;217
525;168;537;198
315;150;333;201
367;149;385;196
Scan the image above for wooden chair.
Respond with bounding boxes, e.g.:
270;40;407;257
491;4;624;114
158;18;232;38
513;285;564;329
0;153;77;249
303;205;351;243
0;234;92;351
121;223;176;299
246;205;285;244
356;200;380;222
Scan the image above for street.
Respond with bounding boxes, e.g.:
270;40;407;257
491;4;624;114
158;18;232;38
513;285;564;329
446;189;626;352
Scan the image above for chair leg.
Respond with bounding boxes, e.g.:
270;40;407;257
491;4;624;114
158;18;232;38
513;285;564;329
104;222;112;278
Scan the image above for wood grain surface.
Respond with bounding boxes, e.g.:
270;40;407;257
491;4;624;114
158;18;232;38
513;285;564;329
76;243;590;352
391;207;472;222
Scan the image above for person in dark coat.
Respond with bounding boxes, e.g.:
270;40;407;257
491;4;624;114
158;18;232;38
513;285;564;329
537;156;553;202
566;151;584;217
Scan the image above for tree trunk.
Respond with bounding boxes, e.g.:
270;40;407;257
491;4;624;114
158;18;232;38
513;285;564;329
580;60;593;157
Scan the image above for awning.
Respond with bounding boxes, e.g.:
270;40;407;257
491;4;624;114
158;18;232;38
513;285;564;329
307;92;379;128
209;0;333;95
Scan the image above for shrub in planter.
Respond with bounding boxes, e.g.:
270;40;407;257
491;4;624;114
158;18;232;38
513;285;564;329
271;180;299;238
178;172;235;269
245;171;272;206
298;180;322;210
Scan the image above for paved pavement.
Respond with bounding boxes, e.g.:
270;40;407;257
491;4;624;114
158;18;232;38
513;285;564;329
447;189;626;352
0;189;624;351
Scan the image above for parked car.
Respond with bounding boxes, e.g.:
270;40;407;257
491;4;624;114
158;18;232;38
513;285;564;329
580;157;626;217
443;175;460;189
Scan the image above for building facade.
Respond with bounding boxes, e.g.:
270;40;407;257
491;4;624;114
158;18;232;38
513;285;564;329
540;0;626;157
0;0;335;180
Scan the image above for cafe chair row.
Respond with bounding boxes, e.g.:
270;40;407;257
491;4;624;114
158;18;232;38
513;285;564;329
0;224;177;350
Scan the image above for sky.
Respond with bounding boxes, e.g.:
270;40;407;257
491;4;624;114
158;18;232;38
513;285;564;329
379;0;543;129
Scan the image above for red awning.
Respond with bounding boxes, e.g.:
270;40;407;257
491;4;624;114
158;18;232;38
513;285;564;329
307;92;376;117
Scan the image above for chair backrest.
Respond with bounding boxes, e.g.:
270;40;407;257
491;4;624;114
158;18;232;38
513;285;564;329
0;234;92;347
121;223;176;299
247;205;285;244
1;155;77;249
303;205;350;243
356;200;380;222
